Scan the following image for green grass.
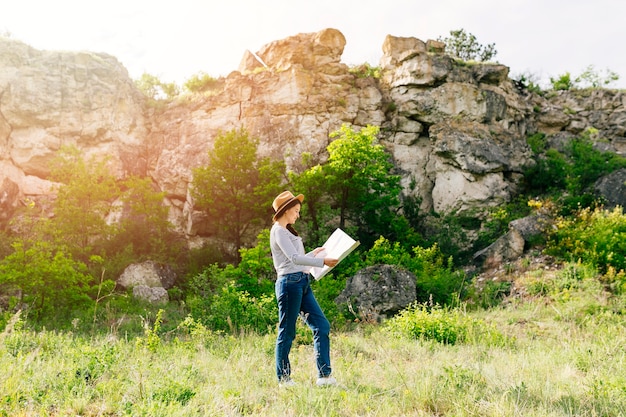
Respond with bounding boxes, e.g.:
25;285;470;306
1;288;625;416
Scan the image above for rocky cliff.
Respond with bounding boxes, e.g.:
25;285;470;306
1;28;625;244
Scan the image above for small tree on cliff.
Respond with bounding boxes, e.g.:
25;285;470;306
191;128;285;260
439;29;497;62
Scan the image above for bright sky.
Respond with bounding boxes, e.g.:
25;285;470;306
3;0;626;89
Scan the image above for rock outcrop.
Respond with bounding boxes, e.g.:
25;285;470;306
1;28;625;250
335;264;417;321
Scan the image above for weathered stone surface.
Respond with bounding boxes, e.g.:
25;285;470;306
595;168;626;208
256;28;346;71
473;228;525;268
0;37;148;179
117;261;177;290
335;264;416;320
0;177;19;224
0;28;625;254
132;285;169;304
509;214;550;242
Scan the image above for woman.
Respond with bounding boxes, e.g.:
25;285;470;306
270;191;338;387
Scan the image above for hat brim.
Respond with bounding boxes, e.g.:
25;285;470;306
272;194;304;222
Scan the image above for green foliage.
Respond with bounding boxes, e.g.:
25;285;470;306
550;72;574;91
324;124;403;247
189;281;276;334
233;229;275;297
550;66;620;91
109;175;181;262
474;196;534;251
183;71;221;93
415;211;476;265
49;146;119;261
0;242;93;322
524;130;626;203
438;28;497;62
134;72;179;100
289;162;336;248
526;132;548;154
191;127;285;258
136;308;165;352
524;148;569;193
348;63;381;79
575;65;620;88
471;280;513;309
364;237;465;306
185;231;278;334
546;207;626;276
384;303;508;346
513;72;544;94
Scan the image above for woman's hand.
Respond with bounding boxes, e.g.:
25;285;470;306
312;247;325;256
323;258;339;267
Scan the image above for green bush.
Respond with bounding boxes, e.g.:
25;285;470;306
348;63;381;79
189;281;276;334
547;207;626;277
364;237;466;306
550;72;574;91
0;242;93;323
183;72;221;94
384;303;507;346
524;131;626;204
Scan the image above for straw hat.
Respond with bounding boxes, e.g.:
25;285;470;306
272;191;304;222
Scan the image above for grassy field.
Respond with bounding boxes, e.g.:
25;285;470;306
1;279;625;416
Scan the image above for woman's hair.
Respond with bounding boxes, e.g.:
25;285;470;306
275;199;301;236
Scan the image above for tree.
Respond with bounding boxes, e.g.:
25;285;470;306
0;241;92;321
439;29;497;62
49;146;120;261
134;73;179;100
322;124;402;246
113;175;181;261
191;127;285;259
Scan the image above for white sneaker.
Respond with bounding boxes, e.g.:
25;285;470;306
316;376;337;387
279;378;296;388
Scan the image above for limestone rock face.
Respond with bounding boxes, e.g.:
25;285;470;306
1;29;625;250
379;34;535;214
0;38;148;201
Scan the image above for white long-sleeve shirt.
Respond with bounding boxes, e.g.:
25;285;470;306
270;222;324;277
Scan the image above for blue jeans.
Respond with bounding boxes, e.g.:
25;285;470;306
275;272;331;381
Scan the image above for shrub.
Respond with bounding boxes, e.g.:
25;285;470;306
183;72;221;93
349;63;381;79
550;72;574;91
364;237;466;306
384;303;508;346
0;242;93;323
199;282;278;333
546;207;626;277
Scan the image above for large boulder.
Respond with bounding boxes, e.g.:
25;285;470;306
335;264;416;321
595;168;626;208
117;261;177;290
473;229;525;269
